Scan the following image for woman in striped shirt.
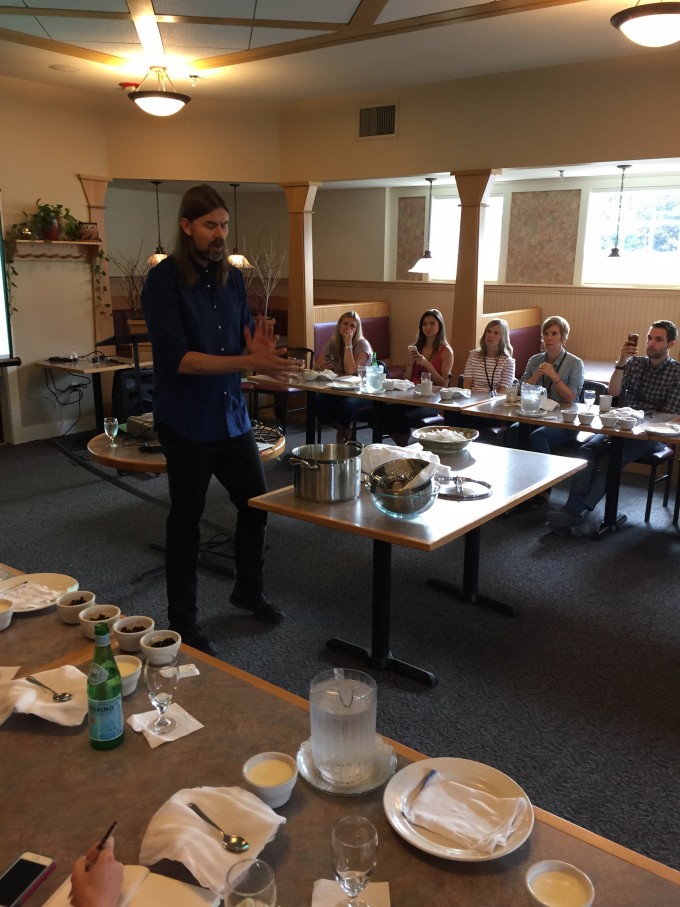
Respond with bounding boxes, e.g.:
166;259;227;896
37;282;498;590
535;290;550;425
463;319;515;394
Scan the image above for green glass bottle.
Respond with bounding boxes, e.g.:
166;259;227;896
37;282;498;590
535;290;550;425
371;351;378;366
87;622;124;750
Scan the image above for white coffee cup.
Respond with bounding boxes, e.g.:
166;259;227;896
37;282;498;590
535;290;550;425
599;394;613;413
420;378;433;395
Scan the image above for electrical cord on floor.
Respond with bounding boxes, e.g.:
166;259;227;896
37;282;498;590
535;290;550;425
199;532;235;562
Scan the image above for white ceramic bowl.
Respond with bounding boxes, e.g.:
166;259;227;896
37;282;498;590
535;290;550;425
618;416;637;431
577;412;595;425
600;414;618;428
525;859;594;907
114;655;142;696
242;751;298;808
411;426;479;453
113;615;155;653
561;410;578;423
79;604;122;640
439;387;455;400
302;369;318;381
56;590;96;624
140;629;181;662
0;601;14;632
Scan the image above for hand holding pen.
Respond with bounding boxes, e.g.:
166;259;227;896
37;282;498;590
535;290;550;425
70;823;123;907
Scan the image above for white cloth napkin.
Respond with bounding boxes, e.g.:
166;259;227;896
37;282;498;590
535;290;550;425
450;387;471;398
400;461;438;491
361;443;440;476
391;378;413;391
609;406;644;421
419;428;469;443
543;398;559;412
139;786;286;898
0;665;88;726
312;879;390;907
0;581;59;609
402;770;528;854
318;369;338;380
127;703;204;748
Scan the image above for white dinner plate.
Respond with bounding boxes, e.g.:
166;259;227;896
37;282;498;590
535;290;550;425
0;573;79;612
383;757;534;862
333;375;362;385
645;423;680;435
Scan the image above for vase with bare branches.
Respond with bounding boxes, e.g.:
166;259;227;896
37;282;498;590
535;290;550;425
108;243;151;320
244;234;286;320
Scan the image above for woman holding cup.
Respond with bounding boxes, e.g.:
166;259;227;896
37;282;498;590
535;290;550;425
314;311;373;444
384;309;454;445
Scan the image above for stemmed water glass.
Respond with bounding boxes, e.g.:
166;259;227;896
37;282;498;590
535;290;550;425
225;858;277;907
583;389;597;410
331;815;378;907
103;416;119;448
143;656;179;735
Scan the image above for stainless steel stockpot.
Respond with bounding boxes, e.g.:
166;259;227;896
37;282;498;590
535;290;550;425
289;441;362;502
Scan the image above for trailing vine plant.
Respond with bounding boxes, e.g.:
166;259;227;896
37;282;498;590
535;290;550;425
92;248;111;317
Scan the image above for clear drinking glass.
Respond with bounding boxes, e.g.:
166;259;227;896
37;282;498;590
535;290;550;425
103;417;119;448
144;656;179;735
287;358;305;385
357;366;367;389
225;858;277;907
331;815;378;907
583;389;597;410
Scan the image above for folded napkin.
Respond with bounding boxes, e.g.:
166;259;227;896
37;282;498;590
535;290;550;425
127;703;204;749
450;387;471;398
543;398;559;412
391;378;413;391
402;770;528;854
361;443;440;476
609;406;644;421
139;786;286;897
0;581;59;610
312;879;390;907
318;369;338;380
0;665;88;726
420;428;469;443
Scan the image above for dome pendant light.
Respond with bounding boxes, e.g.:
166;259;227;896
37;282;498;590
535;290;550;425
129;66;191;117
409;177;436;274
608;164;630;259
227;183;252;269
148;180;167;267
611;1;680;46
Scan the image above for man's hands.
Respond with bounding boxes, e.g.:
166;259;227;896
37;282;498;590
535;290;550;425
244;317;291;374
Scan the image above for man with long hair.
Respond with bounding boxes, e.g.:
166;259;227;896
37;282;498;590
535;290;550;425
143;184;291;654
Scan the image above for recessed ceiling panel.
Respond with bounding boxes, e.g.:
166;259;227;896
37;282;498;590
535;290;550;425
255;0;358;23
378;0;489;23
154;0;256;16
158;22;251;50
0;15;48;38
250;27;332;48
9;0;126;9
35;16;137;44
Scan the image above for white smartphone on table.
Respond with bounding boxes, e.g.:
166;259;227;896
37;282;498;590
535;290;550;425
0;852;55;907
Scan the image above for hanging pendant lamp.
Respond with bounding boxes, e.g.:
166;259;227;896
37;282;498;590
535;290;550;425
608;165;631;258
128;66;191;117
227;183;252;269
148;180;167;267
611;1;680;46
409;177;436;274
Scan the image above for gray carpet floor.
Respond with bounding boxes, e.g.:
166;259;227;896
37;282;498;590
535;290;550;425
1;429;679;870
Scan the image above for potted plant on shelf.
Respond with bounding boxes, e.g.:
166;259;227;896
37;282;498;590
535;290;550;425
21;199;80;241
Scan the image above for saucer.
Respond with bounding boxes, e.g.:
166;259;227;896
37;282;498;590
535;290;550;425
297;735;397;795
518;407;548;417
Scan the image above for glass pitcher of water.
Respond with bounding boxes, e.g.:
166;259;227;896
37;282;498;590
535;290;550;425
519;383;547;414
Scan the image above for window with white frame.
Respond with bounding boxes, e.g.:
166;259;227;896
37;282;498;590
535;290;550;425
427;194;503;281
582;187;680;286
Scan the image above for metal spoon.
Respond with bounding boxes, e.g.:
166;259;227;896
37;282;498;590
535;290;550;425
25;675;73;702
187;802;249;853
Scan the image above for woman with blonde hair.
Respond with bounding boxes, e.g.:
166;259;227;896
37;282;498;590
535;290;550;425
463;319;515;394
314;311;373;443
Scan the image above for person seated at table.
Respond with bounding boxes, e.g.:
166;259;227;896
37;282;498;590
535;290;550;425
383;309;454;445
462;318;516;395
506;314;584;461
314;311;373;444
69;836;123;907
546;320;680;536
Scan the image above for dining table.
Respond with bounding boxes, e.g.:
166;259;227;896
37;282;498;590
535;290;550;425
462;397;680;536
1;613;678;906
250;442;586;686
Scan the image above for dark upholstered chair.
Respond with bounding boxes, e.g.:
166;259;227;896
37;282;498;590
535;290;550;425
636;444;675;523
251;347;314;433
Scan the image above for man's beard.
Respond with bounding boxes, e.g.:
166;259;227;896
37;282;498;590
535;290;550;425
193;239;225;263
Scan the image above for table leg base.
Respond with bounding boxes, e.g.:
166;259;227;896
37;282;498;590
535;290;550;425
326;637;438;686
593;513;627;539
425;578;516;617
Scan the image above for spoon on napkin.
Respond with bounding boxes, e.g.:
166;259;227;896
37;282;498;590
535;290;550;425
25;675;73;702
187;802;249;853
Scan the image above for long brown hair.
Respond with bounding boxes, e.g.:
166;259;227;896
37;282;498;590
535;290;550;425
174;184;230;288
415;309;447;354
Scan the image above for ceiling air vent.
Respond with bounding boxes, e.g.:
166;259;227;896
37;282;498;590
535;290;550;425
358;104;397;139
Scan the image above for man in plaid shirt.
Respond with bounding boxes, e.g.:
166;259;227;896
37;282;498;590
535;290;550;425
547;320;680;535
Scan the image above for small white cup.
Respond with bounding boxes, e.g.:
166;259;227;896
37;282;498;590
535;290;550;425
578;412;595;426
561;410;578;424
242;751;298;808
600;413;618;429
598;394;613;413
525;859;594;907
439;387;455;400
420;378;433;395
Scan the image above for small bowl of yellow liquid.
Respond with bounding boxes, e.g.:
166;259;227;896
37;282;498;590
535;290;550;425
525;860;594;907
242;751;298;808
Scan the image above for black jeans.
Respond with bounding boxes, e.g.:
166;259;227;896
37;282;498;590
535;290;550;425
156;423;268;635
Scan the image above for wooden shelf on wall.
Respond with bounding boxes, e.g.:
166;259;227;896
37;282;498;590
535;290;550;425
5;238;102;263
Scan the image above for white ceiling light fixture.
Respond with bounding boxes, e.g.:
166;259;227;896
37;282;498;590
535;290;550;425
128;66;191;117
608;164;631;258
611;1;680;46
148;180;167;267
409;177;436;274
227;183;252;270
